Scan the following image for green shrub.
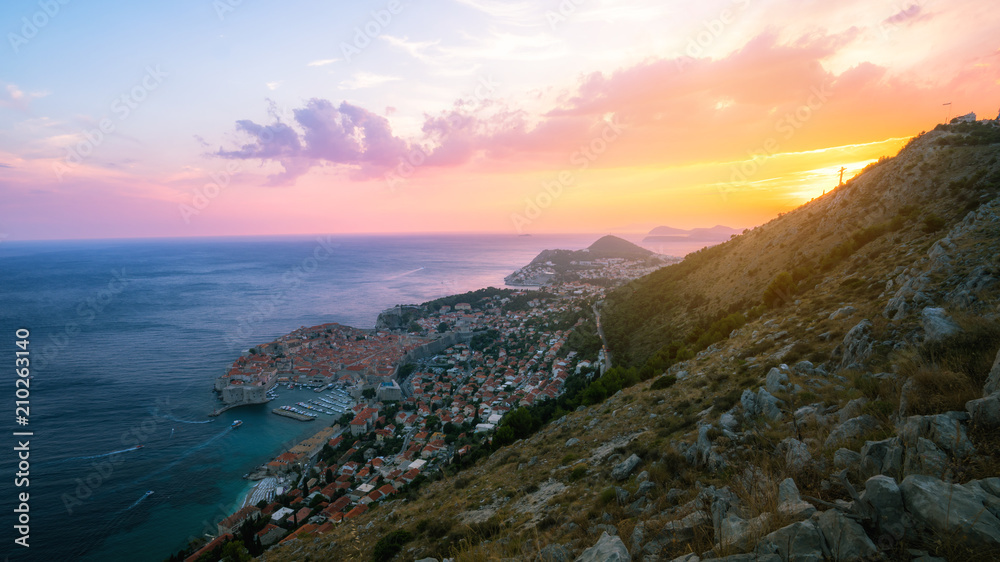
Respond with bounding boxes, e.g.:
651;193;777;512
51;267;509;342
763;272;796;308
371;530;413;562
922;214;946;233
651;374;677;390
598;487;617;505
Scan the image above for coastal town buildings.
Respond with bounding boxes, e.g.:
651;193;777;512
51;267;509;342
194;256;655;560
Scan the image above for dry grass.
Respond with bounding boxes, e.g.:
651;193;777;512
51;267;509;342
908;365;978;416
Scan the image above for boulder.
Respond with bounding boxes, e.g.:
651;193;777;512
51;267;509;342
741;389;759;418
839;320;874;369
921;307;960;343
766;366;791;394
793;360;816;375
742;388;783;421
966;393;1000;429
719;413;738;431
637;481;656;498
900;474;1000;547
985;347;1000;396
757;388;783;421
777;478;816;520
575;531;630;562
837;397;868;423
630;521;644;554
783;438;812;474
903;437;949;477
829;306;857;320
658;510;710;544
900;414;975;458
858;437;903;479
962;479;1000;520
817;509;878;561
834;448;862;470
718;512;771;552
565;438;580;448
824;415;879;448
861;475;905;538
538;543;571;562
756;519;826;562
611;454;641;481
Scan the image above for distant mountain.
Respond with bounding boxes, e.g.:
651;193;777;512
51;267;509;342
530;235;652;266
504;235;665;286
586;235;654;259
647;225;690;236
644;224;741;242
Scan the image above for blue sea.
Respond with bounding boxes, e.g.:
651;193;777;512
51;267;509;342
0;233;604;561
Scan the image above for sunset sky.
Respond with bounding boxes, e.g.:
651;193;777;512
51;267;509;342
1;0;999;240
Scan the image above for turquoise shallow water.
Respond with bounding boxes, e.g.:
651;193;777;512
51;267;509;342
0;233;602;561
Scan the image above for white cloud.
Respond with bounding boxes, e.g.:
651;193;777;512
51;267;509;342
307;58;340;67
338;72;402;90
0;84;50;111
266;81;282;91
450;0;541;21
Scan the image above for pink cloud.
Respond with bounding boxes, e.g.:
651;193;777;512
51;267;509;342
214;29;999;185
883;5;930;27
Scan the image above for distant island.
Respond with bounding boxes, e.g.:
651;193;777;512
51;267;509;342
505;234;676;287
641;224;742;255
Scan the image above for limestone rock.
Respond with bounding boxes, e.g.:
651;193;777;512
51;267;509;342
858;437;903;479
783;438;812;474
766;365;791;394
834;448;862;470
538;543;571;562
900;414;975;458
630;522;644;554
839;320;874;370
817;508;878;561
837;397;868;423
824;415;879;448
756;519;826;562
575;531;630;562
757;388;783;421
985;347;1000;396
861;475;905;538
921;307;960;343
777;478;816;520
829;306;856;320
717;512;771;552
903;437;949;477
565;438;580;448
900;474;1000;547
741;388;783;421
967;392;1000;429
611;454;641;481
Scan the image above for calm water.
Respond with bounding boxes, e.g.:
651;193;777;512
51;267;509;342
0;233;602;561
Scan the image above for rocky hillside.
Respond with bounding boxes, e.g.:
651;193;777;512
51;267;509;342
262;120;1000;562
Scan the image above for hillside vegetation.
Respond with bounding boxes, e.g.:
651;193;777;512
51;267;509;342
263;121;1000;562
